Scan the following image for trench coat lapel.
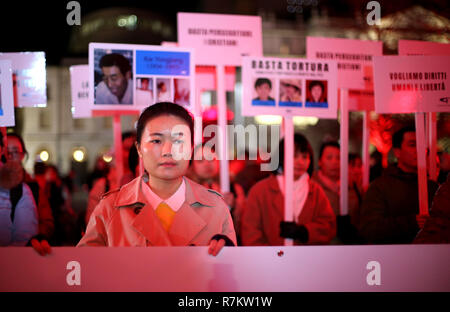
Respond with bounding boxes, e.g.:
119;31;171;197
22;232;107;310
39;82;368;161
168;178;207;245
127;176;172;246
131;202;172;246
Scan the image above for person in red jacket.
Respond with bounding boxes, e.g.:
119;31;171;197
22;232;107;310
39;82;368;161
241;133;336;246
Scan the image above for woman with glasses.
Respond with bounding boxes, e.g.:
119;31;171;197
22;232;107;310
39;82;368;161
4;133;53;254
0;133;38;246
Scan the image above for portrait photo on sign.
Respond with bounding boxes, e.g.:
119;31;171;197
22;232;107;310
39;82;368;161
93;49;134;105
306;80;328;108
136;77;154;106
252;77;275;106
156;78;172;102
279;78;302;107
174;78;190;107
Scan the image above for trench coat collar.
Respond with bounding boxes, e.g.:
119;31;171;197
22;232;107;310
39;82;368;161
117;174;207;246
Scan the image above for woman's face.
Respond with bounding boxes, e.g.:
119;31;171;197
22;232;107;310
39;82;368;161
319;146;340;180
193;147;219;180
311;84;323;102
137;115;192;182
293;150;311;180
6;136;25;163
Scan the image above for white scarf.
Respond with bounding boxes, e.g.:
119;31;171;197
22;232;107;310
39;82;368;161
277;173;309;220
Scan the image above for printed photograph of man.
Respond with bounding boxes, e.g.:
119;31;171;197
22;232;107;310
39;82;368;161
136;77;154;106
306;80;328;108
94;51;133;105
174;78;190;107
252;77;275;106
279;79;302;107
156;78;171;102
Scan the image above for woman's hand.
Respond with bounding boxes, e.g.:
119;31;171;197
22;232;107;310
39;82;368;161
208;238;226;256
30;238;52;256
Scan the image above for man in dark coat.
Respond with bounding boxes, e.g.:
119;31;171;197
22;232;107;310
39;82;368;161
359;126;439;244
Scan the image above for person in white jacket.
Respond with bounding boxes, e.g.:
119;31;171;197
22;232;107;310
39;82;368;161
0;135;38;246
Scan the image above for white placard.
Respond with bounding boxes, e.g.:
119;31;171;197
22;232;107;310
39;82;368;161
373;55;450;113
307;37;383;91
69;65;91;119
0;52;47;108
0;60;15;126
241;56;338;119
89;43;196;114
177;12;262;66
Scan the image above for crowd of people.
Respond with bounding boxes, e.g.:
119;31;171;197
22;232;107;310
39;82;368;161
1;102;449;255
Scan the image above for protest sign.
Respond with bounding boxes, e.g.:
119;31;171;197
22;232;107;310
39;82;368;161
0;52;47;107
307;37;382;91
69;65;91;119
178;12;262;66
241;56;338;119
373;55;450;114
0;60;15;126
89;43;195;114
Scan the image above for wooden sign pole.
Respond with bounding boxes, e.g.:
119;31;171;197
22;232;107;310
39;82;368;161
113;114;124;187
216;65;230;193
415;112;429;216
362;110;371;191
339;88;349;216
284;116;294;246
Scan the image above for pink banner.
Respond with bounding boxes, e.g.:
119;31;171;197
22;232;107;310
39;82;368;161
0;245;449;292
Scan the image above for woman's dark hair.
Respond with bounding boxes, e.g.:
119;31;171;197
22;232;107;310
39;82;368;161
275;133;314;176
308;80;324;91
136;102;194;147
128;144;139;176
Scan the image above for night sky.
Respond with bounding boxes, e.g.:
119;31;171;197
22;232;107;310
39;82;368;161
1;0;448;64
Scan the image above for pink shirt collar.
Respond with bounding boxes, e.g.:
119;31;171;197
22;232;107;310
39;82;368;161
142;178;186;212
